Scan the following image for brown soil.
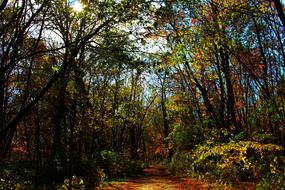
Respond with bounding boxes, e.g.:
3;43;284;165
101;165;255;190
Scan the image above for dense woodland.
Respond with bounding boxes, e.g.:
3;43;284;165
0;0;285;189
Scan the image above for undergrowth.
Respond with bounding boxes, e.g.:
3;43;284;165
169;140;285;189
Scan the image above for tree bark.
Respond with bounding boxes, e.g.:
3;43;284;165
220;47;238;132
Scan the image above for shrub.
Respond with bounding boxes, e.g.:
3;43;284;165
169;124;206;150
0;168;33;189
58;176;85;190
100;150;144;179
190;141;285;187
68;159;106;188
169;151;193;176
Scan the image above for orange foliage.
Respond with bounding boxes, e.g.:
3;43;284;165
11;125;29;154
190;18;199;24
235;100;244;110
232;48;264;77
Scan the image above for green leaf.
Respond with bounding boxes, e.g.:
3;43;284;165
52;65;60;73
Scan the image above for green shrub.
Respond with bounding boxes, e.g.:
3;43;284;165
100;150;144;179
58;176;85;190
169;151;193;176
190;141;285;187
100;150;123;178
169;124;206;150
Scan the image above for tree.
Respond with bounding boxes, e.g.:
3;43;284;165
272;0;285;27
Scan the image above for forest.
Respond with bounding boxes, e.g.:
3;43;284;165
0;0;285;189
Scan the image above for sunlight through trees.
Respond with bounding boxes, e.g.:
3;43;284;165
0;0;284;189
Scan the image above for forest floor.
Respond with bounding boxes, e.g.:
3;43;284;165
100;165;256;190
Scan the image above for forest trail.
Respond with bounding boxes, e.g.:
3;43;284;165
102;165;214;190
102;165;256;190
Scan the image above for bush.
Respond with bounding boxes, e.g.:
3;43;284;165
68;159;106;188
169;124;206;150
0;168;33;189
190;141;285;187
58;176;85;190
100;150;144;179
169;151;193;176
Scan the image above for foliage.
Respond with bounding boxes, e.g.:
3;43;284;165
189;141;285;187
0;167;33;190
58;176;85;190
169;151;193;176
100;150;144;179
72;159;106;189
0;0;285;188
169;124;207;150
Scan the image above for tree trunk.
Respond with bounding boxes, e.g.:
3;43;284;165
220;47;238;132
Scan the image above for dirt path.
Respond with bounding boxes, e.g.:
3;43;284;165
102;165;256;190
102;165;211;190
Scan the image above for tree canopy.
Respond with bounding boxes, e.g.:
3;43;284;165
0;0;285;189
